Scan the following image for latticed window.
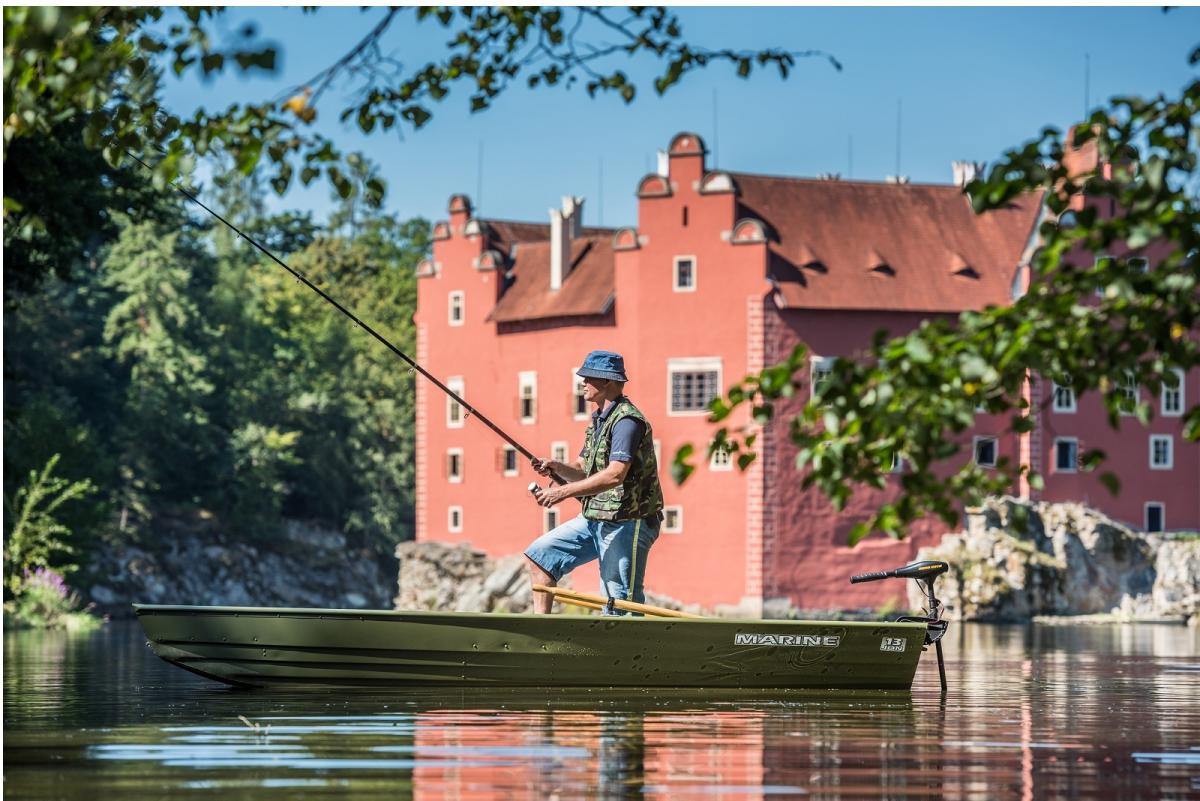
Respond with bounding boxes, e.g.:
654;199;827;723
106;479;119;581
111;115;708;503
518;372;536;423
1053;375;1076;412
1162;369;1184;416
811;357;835;398
670;370;719;413
674;257;696;291
1055;438;1077;472
1120;371;1139;415
1150;435;1173;469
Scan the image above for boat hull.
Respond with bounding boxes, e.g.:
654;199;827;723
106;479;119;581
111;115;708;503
134;604;927;690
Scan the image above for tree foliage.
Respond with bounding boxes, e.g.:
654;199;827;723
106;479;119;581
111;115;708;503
3;455;96;595
678;71;1199;544
3;5;834;294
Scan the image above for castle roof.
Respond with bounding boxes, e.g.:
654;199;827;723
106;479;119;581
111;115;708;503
732;173;1045;312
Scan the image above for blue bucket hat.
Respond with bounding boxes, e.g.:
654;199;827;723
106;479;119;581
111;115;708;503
577;350;628;382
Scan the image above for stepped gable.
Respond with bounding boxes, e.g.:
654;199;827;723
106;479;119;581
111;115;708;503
733;172;1045;312
486;218;616;323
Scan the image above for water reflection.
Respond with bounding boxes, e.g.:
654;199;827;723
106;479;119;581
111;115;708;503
4;623;1198;799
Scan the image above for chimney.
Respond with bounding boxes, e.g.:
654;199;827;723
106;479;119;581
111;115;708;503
656;149;669;177
885;175;910;185
952;160;986;187
550;195;584;291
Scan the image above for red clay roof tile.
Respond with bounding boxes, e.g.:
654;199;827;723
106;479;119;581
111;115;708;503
733;172;1045;312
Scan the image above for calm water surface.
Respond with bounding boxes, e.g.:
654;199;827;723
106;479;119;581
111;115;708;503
4;620;1198;799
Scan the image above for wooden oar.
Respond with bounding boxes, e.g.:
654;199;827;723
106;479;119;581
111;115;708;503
532;584;703;619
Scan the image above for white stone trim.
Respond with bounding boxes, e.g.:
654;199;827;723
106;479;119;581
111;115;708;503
663;505;684;533
518;370;537;424
1150;434;1173;470
447;447;464;483
446;376;465;428
1162;368;1184;417
448;505;463;533
1053;437;1078;474
448;290;465;326
666;356;722;417
673;254;697;292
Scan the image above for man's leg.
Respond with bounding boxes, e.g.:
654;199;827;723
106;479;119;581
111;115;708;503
597;518;660;612
524;556;557;614
522;514;597;614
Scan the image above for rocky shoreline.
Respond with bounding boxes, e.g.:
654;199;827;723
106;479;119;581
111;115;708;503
909;497;1199;625
82;499;1198;625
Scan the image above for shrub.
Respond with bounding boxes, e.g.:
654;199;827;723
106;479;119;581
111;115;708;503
5;567;99;630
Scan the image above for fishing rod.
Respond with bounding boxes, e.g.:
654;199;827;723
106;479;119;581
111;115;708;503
126;150;568;487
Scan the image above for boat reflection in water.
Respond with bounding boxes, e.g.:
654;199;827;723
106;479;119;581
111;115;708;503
3;622;1198;799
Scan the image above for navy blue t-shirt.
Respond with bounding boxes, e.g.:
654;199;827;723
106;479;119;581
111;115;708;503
579;398;645;464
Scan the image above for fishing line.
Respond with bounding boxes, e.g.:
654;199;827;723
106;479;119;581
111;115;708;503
126;150;567;486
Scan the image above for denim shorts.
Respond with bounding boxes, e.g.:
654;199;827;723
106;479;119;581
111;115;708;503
524;514;659;611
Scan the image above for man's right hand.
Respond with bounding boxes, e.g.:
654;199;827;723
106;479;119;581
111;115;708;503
531;457;557;477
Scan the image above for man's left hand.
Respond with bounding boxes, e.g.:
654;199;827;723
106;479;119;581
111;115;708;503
536;486;571;507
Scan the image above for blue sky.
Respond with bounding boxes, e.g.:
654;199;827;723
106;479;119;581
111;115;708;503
159;6;1200;229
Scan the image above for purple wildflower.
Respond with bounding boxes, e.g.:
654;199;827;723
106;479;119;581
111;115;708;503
22;567;69;599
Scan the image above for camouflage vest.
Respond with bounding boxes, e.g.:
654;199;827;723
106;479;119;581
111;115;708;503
580;398;665;522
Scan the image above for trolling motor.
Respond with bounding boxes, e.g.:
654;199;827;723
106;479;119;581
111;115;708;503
851;560;950;692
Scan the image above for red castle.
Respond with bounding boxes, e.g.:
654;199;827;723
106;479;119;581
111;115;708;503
413;132;1196;611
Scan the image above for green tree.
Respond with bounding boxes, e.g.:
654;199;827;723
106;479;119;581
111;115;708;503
682;69;1199;543
101;218;220;522
3;6;833;293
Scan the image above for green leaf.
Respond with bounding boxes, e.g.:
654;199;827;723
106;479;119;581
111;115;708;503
847;522;871;546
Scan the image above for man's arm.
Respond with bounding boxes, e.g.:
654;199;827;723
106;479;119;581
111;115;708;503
536;417;643;507
531;456;586;483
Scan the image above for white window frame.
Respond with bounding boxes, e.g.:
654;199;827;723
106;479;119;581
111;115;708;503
1144;502;1165;533
571;368;589;421
448;290;465;326
447;447;464;484
662;505;684;533
1149;435;1173;470
673;255;697;292
518;371;537;424
1162;368;1184;417
446;376;465;428
544;507;560;533
1053;437;1078;474
709;445;733;472
448;505;463;533
667;357;722;417
810;356;835;399
1120;370;1138;416
551;441;569;464
973;436;998;468
503;445;519;476
1052;375;1077;413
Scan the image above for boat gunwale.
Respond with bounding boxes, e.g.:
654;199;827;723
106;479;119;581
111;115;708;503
132;603;929;629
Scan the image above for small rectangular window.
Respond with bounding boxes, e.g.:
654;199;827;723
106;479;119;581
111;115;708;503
551;441;569;464
1054;438;1078;473
447;448;463;483
1150;435;1173;470
1053;374;1076;413
1120;371;1138;416
544;508;560;533
502;445;519;476
810;356;835;399
518;371;537;424
1129;257;1149;274
709;445;733;472
668;358;721;415
673;256;696;292
571;369;589;419
448;506;463;533
974;436;998;468
663;506;683;533
448;291;465;326
1162;368;1184;417
446;377;465;428
1145;503;1165;533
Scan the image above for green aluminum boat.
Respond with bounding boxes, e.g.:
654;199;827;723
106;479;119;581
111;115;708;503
135;561;951;691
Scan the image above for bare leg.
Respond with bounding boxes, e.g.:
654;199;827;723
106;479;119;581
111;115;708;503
525;555;556;614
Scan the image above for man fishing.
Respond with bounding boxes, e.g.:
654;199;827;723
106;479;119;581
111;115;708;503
524;350;665;615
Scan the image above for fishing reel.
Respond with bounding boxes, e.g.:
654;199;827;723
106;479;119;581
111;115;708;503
850;560;951;692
